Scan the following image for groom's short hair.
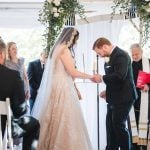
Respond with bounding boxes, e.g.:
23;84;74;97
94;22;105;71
93;37;111;49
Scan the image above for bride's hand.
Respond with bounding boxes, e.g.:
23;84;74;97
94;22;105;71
74;83;82;100
90;74;102;83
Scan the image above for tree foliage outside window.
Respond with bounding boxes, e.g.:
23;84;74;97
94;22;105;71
39;0;85;53
112;0;150;46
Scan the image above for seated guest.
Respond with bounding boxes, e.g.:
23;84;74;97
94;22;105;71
0;38;40;150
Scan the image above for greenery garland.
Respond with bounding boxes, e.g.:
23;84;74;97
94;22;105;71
39;0;85;53
112;0;150;46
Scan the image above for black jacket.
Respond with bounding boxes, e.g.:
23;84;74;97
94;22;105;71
0;65;26;118
0;65;27;136
103;47;137;105
27;59;43;100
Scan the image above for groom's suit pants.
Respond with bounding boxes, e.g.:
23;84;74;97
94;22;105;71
106;102;133;150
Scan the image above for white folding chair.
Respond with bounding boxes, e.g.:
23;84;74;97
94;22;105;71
0;98;13;150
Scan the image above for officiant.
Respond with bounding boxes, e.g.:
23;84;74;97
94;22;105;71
130;43;150;150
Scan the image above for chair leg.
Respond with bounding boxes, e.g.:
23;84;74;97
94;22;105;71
3;127;7;150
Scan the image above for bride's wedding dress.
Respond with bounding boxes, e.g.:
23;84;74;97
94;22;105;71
32;29;93;150
37;56;92;150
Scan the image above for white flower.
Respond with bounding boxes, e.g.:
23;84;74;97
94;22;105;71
52;7;58;13
146;1;150;12
142;4;150;13
48;0;53;4
54;12;59;17
53;0;61;6
58;8;63;13
145;7;150;12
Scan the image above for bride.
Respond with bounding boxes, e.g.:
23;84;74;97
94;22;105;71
32;27;94;150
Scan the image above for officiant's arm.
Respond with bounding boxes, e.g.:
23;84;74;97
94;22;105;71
60;47;93;79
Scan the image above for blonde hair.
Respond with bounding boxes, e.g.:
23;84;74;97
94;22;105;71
7;42;16;60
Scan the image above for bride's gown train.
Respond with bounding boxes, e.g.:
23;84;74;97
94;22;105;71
37;55;92;150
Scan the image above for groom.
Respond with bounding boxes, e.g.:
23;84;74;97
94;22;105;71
92;37;137;150
0;38;40;150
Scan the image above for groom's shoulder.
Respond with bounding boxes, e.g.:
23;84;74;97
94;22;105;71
29;59;40;65
115;47;129;57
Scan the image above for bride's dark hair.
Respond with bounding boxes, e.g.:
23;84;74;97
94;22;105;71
50;27;79;58
68;29;79;58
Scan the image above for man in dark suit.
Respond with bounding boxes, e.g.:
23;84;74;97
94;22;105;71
27;51;48;110
27;51;48;111
0;38;40;150
92;37;137;150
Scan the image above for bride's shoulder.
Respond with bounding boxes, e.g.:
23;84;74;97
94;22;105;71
59;44;70;55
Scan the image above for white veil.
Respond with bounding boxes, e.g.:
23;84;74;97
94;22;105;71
31;27;79;122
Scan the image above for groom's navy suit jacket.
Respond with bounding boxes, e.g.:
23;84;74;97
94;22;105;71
27;59;43;100
103;46;137;105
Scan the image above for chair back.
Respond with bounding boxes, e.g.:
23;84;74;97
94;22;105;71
0;98;13;150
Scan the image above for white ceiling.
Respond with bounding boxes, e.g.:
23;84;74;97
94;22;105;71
0;0;115;28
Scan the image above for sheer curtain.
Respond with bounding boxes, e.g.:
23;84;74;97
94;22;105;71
75;19;128;150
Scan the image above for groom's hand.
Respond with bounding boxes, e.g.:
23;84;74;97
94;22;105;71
99;90;106;99
91;74;102;83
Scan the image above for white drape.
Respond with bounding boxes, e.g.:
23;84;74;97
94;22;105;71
75;19;128;150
